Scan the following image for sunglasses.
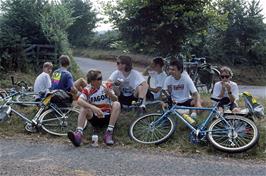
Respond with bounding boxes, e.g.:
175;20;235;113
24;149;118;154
220;75;230;79
95;76;102;81
117;62;124;65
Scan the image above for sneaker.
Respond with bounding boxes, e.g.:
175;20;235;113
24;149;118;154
67;131;83;147
138;104;146;116
104;130;114;145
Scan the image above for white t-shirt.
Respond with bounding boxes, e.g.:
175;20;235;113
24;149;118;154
212;81;239;101
109;69;146;96
34;72;51;94
163;74;197;103
149;71;167;99
80;84;114;115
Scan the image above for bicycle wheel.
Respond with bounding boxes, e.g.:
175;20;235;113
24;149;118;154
16;92;38;105
39;107;80;136
207;115;259;153
129;113;176;144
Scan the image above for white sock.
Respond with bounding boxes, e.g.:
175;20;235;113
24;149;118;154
77;127;83;134
107;125;114;132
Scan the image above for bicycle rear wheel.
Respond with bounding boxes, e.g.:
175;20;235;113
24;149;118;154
129;113;176;144
207;115;259;153
39;107;80;136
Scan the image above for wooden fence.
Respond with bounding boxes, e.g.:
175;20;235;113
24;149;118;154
24;44;58;72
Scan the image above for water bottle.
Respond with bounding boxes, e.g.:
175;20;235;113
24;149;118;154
91;134;99;147
183;114;196;125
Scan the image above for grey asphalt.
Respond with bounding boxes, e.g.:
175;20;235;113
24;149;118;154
74;56;266;98
1;137;266;176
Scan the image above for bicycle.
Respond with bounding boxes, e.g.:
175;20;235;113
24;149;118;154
0;90;80;136
0;76;38;105
129;98;259;153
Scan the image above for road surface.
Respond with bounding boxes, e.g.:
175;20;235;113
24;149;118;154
1;137;266;176
74;56;266;98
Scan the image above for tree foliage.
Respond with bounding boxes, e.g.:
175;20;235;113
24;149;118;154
40;2;74;54
106;0;210;55
0;0;98;72
62;0;98;47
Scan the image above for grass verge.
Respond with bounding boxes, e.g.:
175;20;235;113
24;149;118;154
1;92;266;160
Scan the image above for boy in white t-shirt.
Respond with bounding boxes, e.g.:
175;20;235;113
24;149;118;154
108;55;148;109
143;57;167;100
211;66;239;112
68;70;121;146
33;62;53;98
163;59;201;109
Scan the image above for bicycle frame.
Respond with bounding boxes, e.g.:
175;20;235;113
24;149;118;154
151;103;232;137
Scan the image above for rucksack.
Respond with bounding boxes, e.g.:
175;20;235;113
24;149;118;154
242;91;264;118
50;90;73;107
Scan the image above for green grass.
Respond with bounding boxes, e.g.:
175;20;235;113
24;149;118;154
1;64;266;159
1;91;266;159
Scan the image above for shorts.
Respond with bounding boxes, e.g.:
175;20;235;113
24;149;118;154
146;90;154;101
118;94;138;106
88;114;110;128
176;99;193;107
218;102;237;111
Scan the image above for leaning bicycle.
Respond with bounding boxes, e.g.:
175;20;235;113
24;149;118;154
129;98;259;153
0;90;80;136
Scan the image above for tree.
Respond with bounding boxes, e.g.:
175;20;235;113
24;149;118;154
40;2;75;54
106;0;210;55
213;0;266;65
62;0;98;47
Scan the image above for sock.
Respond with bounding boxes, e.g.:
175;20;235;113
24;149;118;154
138;98;144;105
76;127;83;134
107;125;114;132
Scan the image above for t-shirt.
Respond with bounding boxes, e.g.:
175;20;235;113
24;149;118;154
149;71;167;99
163;73;197;103
212;81;239;100
79;84;113;115
51;68;74;92
108;69;145;96
34;72;51;94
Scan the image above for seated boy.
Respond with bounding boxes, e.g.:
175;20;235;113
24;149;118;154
68;69;121;146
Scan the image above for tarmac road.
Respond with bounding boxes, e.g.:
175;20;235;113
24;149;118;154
1;137;266;176
74;57;266;98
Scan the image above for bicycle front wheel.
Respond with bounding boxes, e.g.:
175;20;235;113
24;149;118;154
207;115;259;153
129;113;176;144
39;107;80;136
16;92;38;105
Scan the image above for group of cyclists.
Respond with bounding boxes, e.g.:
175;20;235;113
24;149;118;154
33;54;240;147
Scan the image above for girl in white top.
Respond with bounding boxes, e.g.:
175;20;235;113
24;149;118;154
108;55;148;107
211;66;239;112
143;57;167;100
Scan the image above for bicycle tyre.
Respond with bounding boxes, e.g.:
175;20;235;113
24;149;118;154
16;92;38;105
207;115;259;153
39;107;80;136
129;113;176;144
